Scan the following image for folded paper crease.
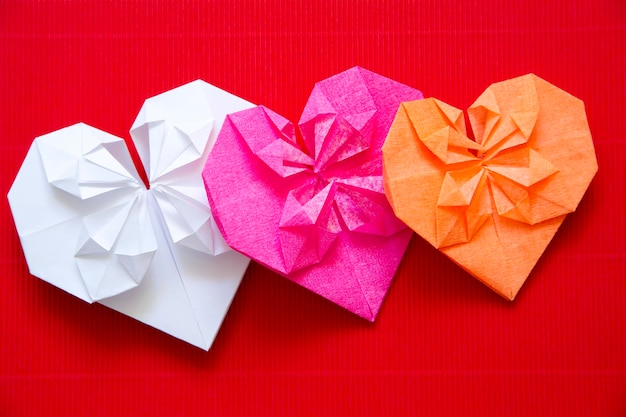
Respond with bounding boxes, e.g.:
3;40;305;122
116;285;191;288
8;80;253;349
204;67;423;320
382;74;597;300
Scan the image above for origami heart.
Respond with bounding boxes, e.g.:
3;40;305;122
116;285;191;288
8;81;253;349
203;67;423;320
383;74;597;300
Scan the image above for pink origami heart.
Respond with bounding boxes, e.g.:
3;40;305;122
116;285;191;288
203;67;423;320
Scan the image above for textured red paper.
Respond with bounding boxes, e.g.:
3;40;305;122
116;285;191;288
1;1;625;416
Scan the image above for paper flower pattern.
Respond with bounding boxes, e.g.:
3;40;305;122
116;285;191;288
204;67;423;320
383;74;597;299
8;81;253;349
250;106;407;273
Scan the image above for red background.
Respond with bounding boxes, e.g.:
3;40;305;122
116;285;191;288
1;1;625;415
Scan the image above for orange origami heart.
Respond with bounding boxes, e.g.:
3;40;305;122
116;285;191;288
382;74;598;300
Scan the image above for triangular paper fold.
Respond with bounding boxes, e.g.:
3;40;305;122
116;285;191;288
383;74;597;300
8;80;254;349
204;67;423;321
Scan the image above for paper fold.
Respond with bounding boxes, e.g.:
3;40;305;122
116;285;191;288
8;80;254;349
383;74;598;299
204;67;423;320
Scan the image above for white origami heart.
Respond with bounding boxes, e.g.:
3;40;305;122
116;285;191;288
8;80;253;350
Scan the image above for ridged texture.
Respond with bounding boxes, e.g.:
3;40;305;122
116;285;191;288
1;1;625;416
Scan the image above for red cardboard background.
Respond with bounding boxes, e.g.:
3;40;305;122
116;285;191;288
1;1;624;415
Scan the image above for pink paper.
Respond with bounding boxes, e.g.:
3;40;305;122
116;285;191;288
203;67;423;320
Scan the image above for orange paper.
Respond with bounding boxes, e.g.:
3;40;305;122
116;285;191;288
382;74;598;300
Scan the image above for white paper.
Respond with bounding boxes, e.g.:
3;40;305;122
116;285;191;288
8;80;254;350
